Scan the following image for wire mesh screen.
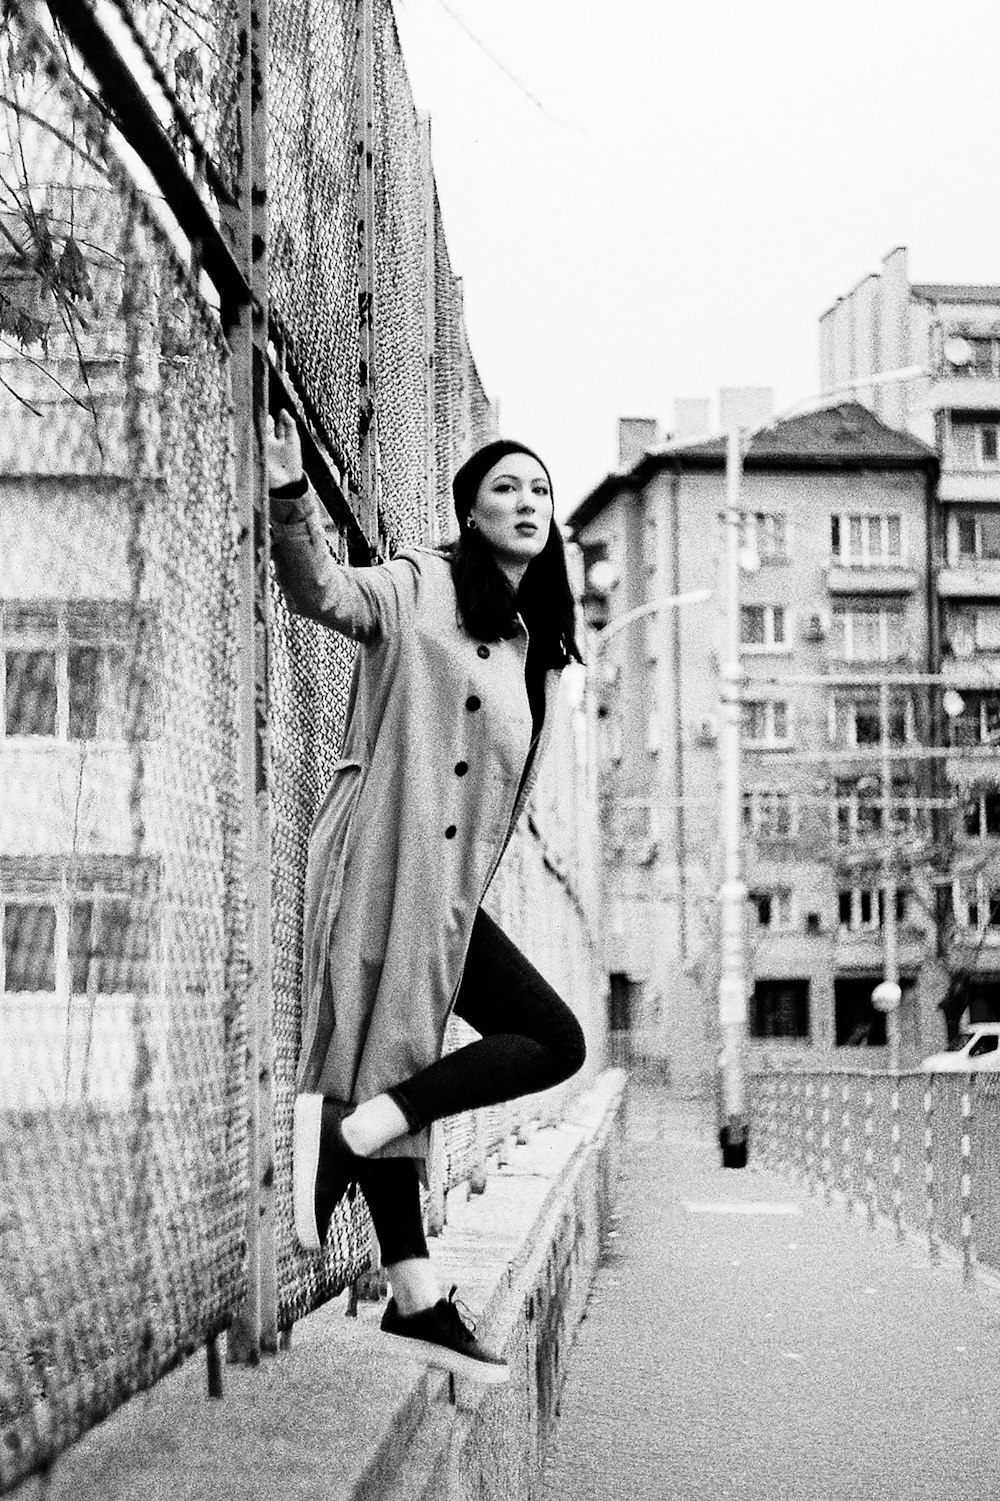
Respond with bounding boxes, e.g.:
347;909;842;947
0;30;248;1490
371;0;429;551
2;0;605;1482
268;0;361;485
105;0;243;202
269;561;374;1325
431;197;500;538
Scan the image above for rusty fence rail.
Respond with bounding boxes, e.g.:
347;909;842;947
0;3;605;1490
749;1070;1000;1287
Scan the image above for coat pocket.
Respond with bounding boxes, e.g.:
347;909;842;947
300;759;365;1072
310;757;365;843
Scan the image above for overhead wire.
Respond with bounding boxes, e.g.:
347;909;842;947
425;0;579;130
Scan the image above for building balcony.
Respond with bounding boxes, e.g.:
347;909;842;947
939;655;1000;687
834;926;928;975
919;374;1000;413
937;564;1000;599
825;564;920;596
944;751;1000;789
938;469;1000;504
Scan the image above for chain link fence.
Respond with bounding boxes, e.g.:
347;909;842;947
0;2;604;1487
0;23;249;1487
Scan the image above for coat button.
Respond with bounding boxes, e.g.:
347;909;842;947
477;645;490;659
465;695;481;712
445;825;457;839
455;761;469;776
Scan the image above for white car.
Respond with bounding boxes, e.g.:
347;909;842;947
921;1024;1000;1072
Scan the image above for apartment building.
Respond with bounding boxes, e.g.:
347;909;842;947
0;186;240;1110
823;249;1000;1026
569;403;940;1089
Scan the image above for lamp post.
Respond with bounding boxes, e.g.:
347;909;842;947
717;428;753;1167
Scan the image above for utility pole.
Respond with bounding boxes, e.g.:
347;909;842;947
717;428;749;1168
874;681;903;1066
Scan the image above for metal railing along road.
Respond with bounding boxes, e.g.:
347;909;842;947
749;1069;1000;1287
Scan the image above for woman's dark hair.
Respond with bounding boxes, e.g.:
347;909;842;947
447;521;583;669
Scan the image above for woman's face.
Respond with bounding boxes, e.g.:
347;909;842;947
468;452;553;586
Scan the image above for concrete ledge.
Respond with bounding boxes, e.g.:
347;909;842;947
14;1069;627;1501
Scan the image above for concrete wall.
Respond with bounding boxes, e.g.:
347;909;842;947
10;1071;628;1501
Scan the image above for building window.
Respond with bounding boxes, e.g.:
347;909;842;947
750;979;809;1040
954;512;1000;564
742;790;796;840
740;604;787;651
830;513;903;565
963;792;1000;839
1;602;160;743
978;423;1000;468
1;860;157;1000
1;858;160;1107
743;511;787;564
830;694;909;747
952;875;1000;936
749;888;793;930
741;699;792;747
947;692;1000;747
966;336;1000;378
0;864;154;1002
830;605;907;662
835;977;888;1047
945;607;1000;657
3;902;57;991
834;778;918;843
838;886;909;932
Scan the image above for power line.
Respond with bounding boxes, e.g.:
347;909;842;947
427;0;578;130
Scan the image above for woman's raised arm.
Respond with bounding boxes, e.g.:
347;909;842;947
267;410;411;642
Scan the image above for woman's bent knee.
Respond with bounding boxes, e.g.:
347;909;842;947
552;1011;587;1086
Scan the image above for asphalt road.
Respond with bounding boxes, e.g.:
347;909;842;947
543;1087;1000;1501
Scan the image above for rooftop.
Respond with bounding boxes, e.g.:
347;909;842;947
911;283;1000;305
568;402;937;534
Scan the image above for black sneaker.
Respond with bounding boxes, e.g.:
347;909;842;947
293;1094;357;1251
380;1287;510;1385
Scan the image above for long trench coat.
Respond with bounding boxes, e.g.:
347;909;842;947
271;491;561;1167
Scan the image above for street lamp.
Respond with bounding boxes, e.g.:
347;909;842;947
716;365;937;1152
717;427;758;1168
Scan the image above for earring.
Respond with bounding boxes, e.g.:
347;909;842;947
466;516;478;531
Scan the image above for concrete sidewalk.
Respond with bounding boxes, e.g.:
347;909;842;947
543;1087;1000;1501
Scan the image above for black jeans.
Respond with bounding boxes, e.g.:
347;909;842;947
355;907;586;1266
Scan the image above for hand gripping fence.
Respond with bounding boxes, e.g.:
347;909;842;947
0;2;604;1487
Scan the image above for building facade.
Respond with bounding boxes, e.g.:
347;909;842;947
822;250;1000;1027
570;404;943;1091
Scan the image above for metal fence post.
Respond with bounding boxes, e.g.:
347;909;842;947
890;1074;904;1241
820;1079;832;1207
469;1109;487;1196
356;0;380;544
804;1077;816;1191
419;112;438;546
961;1075;975;1289
222;0;277;1363
925;1078;939;1266
864;1080;876;1232
841;1080;853;1216
425;1123;447;1237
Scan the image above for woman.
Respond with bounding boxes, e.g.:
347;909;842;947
268;410;586;1385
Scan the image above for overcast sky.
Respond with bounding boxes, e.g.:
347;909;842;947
393;0;1000;518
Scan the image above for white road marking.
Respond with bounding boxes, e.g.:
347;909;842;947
681;1201;804;1217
